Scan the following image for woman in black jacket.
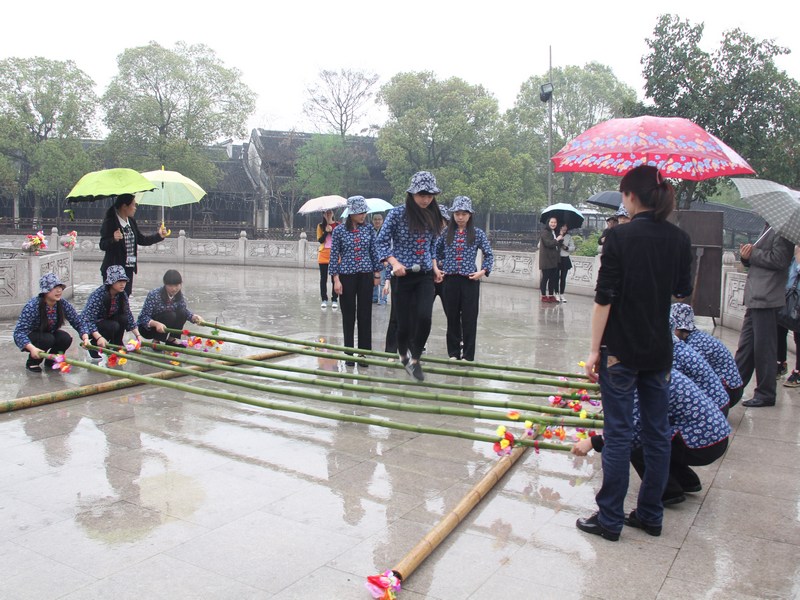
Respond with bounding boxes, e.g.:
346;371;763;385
99;194;166;296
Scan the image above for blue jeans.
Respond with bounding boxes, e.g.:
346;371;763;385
595;348;671;532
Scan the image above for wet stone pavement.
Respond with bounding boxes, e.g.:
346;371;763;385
1;262;799;599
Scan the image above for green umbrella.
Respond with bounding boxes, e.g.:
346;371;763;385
134;168;207;228
66;168;156;203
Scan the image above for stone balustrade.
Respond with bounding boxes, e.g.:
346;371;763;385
0;229;747;331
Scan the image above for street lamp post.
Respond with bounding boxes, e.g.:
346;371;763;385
540;81;554;204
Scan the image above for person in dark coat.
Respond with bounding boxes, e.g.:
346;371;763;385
99;194;167;296
538;217;562;302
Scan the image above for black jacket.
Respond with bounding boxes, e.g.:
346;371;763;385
595;211;693;371
99;208;162;276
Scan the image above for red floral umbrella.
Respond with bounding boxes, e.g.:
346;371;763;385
551;116;755;181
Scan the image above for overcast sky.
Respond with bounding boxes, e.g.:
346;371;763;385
3;1;799;139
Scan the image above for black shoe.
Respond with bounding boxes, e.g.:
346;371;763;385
624;510;662;536
345;361;355;367
777;362;788;379
400;352;410;367
25;357;43;373
44;359;55;371
742;397;776;407
576;513;619;541
785;371;800;387
662;493;686;506
682;483;702;493
405;360;424;382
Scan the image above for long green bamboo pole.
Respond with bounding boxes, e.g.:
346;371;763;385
55;355;572;452
189;321;591;380
172;328;599;391
0;349;291;414
132;344;603;420
106;349;604;429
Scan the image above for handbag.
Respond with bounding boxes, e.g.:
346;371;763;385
778;272;800;332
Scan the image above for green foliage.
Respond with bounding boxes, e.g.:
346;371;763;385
295;134;369;198
506;63;636;206
573;232;600;257
641;14;800;206
101;41;254;187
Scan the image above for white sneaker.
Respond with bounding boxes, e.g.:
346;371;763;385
321;301;328;310
98;355;108;368
331;301;338;310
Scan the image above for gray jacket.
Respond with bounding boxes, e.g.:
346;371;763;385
742;227;794;309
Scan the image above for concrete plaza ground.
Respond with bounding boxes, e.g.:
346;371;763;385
1;261;799;599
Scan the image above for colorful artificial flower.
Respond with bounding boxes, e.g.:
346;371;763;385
51;355;71;373
523;420;535;437
22;230;47;254
125;339;142;352
578;360;586;368
365;570;402;599
507;410;520;421
494;429;515;456
62;231;78;250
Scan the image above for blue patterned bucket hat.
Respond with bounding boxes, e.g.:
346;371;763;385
439;205;450;220
39;272;65;294
450;196;474;214
670;302;696;332
346;195;369;215
615;205;630;218
406;171;441;195
105;265;130;286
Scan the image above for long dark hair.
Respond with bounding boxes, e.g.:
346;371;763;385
103;285;129;317
106;194;135;220
404;192;444;233
446;213;475;245
37;295;64;332
619;165;675;222
160;269;184;304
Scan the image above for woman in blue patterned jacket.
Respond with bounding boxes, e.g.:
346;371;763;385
376;172;445;382
82;265;143;361
14;273;94;372
138;269;204;345
329;196;381;366
434;196;494;361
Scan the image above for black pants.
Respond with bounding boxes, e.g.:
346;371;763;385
735;307;779;404
540;267;559;295
27;330;72;365
318;263;338;302
97;313;129;347
443;275;480;360
394;271;435;360
140;308;189;342
776;324;800;370
338;272;373;353
632;436;728;500
558;256;572;294
385;277;398;353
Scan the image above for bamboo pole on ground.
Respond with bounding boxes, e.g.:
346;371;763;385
149;341;598;403
393;444;529;582
190;321;591;380
49;356;573;452
0;349;291;414
106;349;604;429
172;328;599;391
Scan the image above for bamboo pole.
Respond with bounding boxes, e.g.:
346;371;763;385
173;328;599;391
53;356;572;452
106;349;604;429
0;349;291;414
392;442;530;585
188;321;592;380
149;340;598;404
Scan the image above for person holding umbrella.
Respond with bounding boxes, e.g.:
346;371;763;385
376;171;445;381
578;165;693;542
538;216;562;303
13;273;95;372
329;196;381;366
100;194;167;296
557;223;576;303
317;209;340;310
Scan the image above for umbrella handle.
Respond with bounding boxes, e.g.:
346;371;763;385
160;219;171;238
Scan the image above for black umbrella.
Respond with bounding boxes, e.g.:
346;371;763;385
539;202;584;230
586;190;622;210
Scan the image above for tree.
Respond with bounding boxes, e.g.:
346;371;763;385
506;63;637;207
101;41;255;186
295;134;370;198
0;57;98;226
376;72;510;212
304;69;380;138
641;14;800;206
